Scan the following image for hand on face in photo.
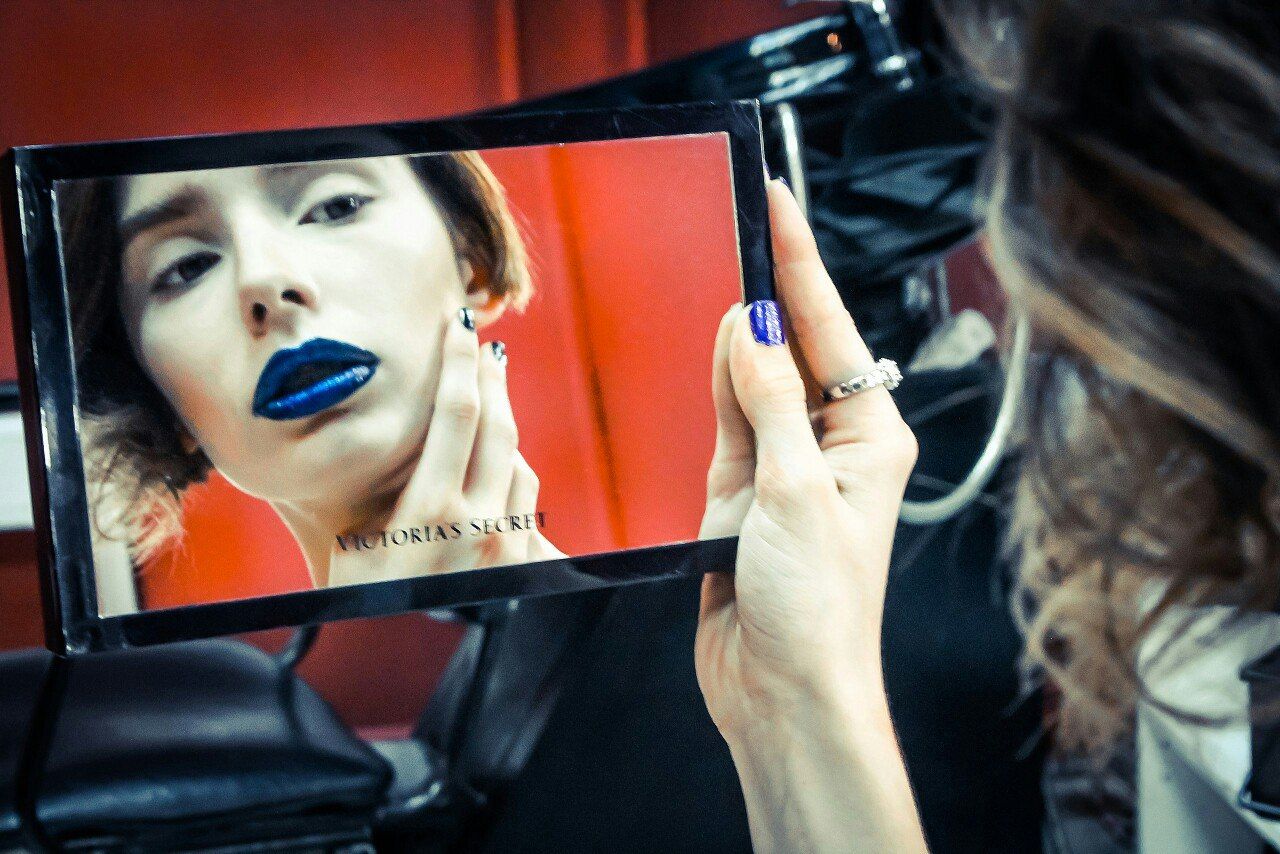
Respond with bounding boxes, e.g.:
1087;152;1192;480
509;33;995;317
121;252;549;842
326;309;563;587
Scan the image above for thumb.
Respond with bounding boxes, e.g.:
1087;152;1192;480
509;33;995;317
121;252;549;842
729;300;826;476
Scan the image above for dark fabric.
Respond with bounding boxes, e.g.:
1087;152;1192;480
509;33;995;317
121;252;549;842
1041;750;1135;853
449;362;1043;854
1;639;391;847
887;365;1047;853
448;593;615;793
467;579;751;854
1243;645;1280;820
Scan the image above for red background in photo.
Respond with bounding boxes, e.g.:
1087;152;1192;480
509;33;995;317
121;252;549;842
135;135;742;610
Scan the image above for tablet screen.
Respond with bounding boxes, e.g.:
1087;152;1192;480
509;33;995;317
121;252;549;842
54;133;744;616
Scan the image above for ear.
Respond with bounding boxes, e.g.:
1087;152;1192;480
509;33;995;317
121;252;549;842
460;256;509;329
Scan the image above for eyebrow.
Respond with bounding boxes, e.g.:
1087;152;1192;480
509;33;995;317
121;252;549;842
117;160;383;248
118;185;207;250
259;160;382;206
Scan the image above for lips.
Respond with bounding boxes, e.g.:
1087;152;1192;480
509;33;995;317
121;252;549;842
252;338;380;421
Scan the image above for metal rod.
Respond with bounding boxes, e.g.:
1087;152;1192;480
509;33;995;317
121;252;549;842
774;102;810;220
899;311;1030;525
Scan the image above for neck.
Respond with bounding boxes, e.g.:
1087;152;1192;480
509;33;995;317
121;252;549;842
272;488;398;588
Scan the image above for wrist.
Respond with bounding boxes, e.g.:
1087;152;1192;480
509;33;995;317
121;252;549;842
722;669;895;764
719;654;892;748
721;677;927;854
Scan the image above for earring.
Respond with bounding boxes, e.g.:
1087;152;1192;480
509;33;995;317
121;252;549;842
176;424;200;457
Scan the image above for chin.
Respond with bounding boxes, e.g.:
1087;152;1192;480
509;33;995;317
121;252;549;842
225;401;423;503
296;409;423;496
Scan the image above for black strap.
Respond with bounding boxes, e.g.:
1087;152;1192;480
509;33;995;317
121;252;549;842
418;590;614;797
442;591;611;793
15;652;71;853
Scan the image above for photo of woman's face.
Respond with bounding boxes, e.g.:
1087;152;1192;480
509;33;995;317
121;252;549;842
58;134;747;614
116;157;470;505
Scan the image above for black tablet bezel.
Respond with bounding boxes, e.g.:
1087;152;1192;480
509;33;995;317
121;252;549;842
0;100;772;655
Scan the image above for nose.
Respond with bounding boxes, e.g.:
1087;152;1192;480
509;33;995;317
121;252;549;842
234;230;318;336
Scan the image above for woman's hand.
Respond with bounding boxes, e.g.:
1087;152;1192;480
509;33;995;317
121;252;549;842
696;179;927;852
328;311;560;587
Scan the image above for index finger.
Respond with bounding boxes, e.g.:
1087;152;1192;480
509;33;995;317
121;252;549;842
766;179;905;444
401;309;481;512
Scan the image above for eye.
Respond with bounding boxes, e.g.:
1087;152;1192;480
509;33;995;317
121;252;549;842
152;251;219;293
301;193;372;225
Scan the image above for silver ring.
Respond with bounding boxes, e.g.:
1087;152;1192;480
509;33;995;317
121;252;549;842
822;358;903;402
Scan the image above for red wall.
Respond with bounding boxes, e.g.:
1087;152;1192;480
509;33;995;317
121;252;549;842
0;0;832;732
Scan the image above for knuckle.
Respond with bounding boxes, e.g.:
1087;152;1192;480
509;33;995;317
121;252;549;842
882;420;919;473
440;389;480;423
473;530;504;563
744;360;806;412
445;329;479;362
515;458;539;494
440;496;468;522
418;496;451;521
755;456;827;506
797;297;852;338
494;418;519;449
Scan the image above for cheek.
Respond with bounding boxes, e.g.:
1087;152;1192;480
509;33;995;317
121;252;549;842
136;316;236;448
339;205;466;317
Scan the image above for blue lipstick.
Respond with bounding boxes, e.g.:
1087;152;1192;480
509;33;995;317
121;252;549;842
252;338;379;421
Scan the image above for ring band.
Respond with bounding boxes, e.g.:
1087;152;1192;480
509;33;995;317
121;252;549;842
822;358;903;402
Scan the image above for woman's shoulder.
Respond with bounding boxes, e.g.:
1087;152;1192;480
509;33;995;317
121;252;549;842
1137;605;1280;852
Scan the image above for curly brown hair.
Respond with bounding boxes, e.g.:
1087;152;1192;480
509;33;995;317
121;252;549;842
58;150;532;564
938;0;1280;752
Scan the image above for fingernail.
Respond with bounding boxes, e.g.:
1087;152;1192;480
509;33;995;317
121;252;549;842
772;174;790;190
747;300;785;346
458;307;476;332
489;340;507;365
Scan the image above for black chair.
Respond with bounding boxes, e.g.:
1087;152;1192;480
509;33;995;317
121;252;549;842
0;639;391;852
1;648;49;852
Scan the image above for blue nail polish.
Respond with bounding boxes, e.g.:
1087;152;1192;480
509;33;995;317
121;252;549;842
458;307;476;332
748;300;785;346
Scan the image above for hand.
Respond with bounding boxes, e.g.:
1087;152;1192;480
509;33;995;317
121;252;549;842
696;180;926;852
328;311;560;587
